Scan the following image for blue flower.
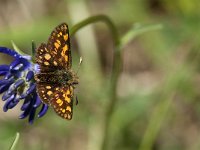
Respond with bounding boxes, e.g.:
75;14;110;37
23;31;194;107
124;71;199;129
0;47;48;124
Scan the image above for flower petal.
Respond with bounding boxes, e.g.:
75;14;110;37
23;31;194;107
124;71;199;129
0;78;14;86
7;99;19;109
3;94;15;112
2;92;14;101
26;70;34;82
12;64;24;71
21;96;31;111
0;65;9;71
0;47;21;58
19;106;31;119
38;104;48;118
33;96;42;108
0;71;8;76
4;72;13;79
9;59;21;70
26;84;36;95
0;83;12;94
7;79;25;95
14;79;25;89
28;107;36;124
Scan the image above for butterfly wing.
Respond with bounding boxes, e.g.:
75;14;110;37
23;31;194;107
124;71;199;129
36;83;59;105
36;84;74;120
47;23;72;69
50;85;74;120
35;23;71;70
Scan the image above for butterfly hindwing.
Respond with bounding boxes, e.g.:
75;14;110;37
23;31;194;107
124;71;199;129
50;85;73;120
36;83;59;105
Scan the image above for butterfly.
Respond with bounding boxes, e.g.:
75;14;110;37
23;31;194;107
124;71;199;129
34;23;79;120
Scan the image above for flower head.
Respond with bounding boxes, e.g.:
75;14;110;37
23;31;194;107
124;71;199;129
0;47;48;124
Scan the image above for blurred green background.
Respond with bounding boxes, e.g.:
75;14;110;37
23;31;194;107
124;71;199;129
0;0;200;150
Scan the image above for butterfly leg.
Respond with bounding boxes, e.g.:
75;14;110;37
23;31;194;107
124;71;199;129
75;95;78;105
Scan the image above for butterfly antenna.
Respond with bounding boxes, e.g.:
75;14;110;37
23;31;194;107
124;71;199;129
76;56;82;75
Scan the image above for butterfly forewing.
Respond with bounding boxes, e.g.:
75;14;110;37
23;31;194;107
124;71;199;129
35;23;71;70
47;23;72;69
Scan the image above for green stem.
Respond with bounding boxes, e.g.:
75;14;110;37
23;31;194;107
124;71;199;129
71;15;121;150
70;15;120;46
9;132;20;150
31;40;36;62
121;24;163;48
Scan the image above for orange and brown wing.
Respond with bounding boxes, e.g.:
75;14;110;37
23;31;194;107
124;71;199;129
50;85;74;120
36;83;60;105
35;43;56;72
47;23;72;69
35;23;71;71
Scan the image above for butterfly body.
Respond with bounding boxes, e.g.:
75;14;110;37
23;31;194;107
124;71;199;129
35;69;79;85
34;23;79;120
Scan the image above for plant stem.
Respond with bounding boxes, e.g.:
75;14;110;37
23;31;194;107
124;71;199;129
121;24;163;48
70;15;120;46
9;132;20;150
71;15;121;150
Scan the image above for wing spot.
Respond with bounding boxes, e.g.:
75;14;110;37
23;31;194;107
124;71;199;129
44;54;51;60
56;99;62;104
61;45;69;58
53;61;58;66
65;96;71;103
64;114;68;118
44;61;49;66
54;42;60;49
66;90;70;94
67;114;72;119
62;109;66;113
46;86;51;89
63;34;68;41
56;40;61;45
47;91;53;95
56;99;63;106
54;48;58;52
66;106;71;112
